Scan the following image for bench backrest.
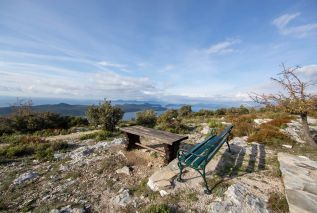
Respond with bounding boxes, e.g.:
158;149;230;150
184;125;233;168
205;124;233;162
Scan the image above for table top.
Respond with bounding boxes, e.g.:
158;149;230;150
119;125;188;145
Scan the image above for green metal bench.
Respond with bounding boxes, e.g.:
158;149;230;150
176;125;233;194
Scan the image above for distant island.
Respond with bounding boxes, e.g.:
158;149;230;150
0;103;167;117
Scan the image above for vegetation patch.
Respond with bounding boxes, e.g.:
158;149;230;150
227;114;257;137
267;192;289;213
156;110;190;134
141;203;171;213
0;136;71;161
130;178;160;201
248;125;295;147
79;130;120;141
136;110;157;128
205;175;231;197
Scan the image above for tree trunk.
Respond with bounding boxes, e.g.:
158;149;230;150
300;113;317;148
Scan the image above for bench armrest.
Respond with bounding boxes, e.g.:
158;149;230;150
177;148;208;159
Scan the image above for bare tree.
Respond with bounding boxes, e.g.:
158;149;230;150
251;64;317;148
10;98;33;116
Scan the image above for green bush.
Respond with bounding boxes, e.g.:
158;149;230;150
0;112;88;136
195;109;214;117
215;108;226;116
178;105;192;117
156;110;190;134
226;105;250;115
86;100;123;131
136;110;157;128
208;119;225;134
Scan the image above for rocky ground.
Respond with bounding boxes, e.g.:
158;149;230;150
0;117;317;213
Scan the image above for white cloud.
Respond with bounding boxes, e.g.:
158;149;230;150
0;62;156;99
298;64;317;75
98;60;127;69
273;12;317;37
206;39;240;55
273;12;300;28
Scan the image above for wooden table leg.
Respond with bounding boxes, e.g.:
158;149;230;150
125;133;140;150
163;141;181;164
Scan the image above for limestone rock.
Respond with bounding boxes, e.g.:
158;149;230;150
159;190;169;197
116;166;131;176
147;159;178;191
112;189;132;207
209;183;269;213
281;120;306;144
254;118;272;125
278;152;317;213
200;125;210;135
282;144;292;149
13;171;39;185
49;205;86;213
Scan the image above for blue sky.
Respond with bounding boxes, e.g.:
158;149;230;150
0;0;317;103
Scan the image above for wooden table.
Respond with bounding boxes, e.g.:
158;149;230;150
119;125;188;163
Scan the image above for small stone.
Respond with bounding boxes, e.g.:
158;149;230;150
54;153;64;160
112;189;132;207
200;125;210;135
159;190;169;197
116;166;131;176
282;144;292;149
254;118;272;125
59;164;69;172
13;171;39;185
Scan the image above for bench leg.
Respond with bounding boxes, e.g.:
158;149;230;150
125;133;140;150
197;168;211;194
176;162;185;182
226;139;232;153
163;141;181;164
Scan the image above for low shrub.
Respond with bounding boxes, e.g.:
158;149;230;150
264;117;291;128
248;127;295;146
195;109;214;117
0;112;88;136
136;110;157;128
228;114;257;137
156;110;190;134
208;119;225;134
215;108;226;116
0;136;70;160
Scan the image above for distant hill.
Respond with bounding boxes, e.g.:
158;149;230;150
0;103;167;117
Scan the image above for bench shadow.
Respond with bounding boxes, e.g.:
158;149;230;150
213;143;266;178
